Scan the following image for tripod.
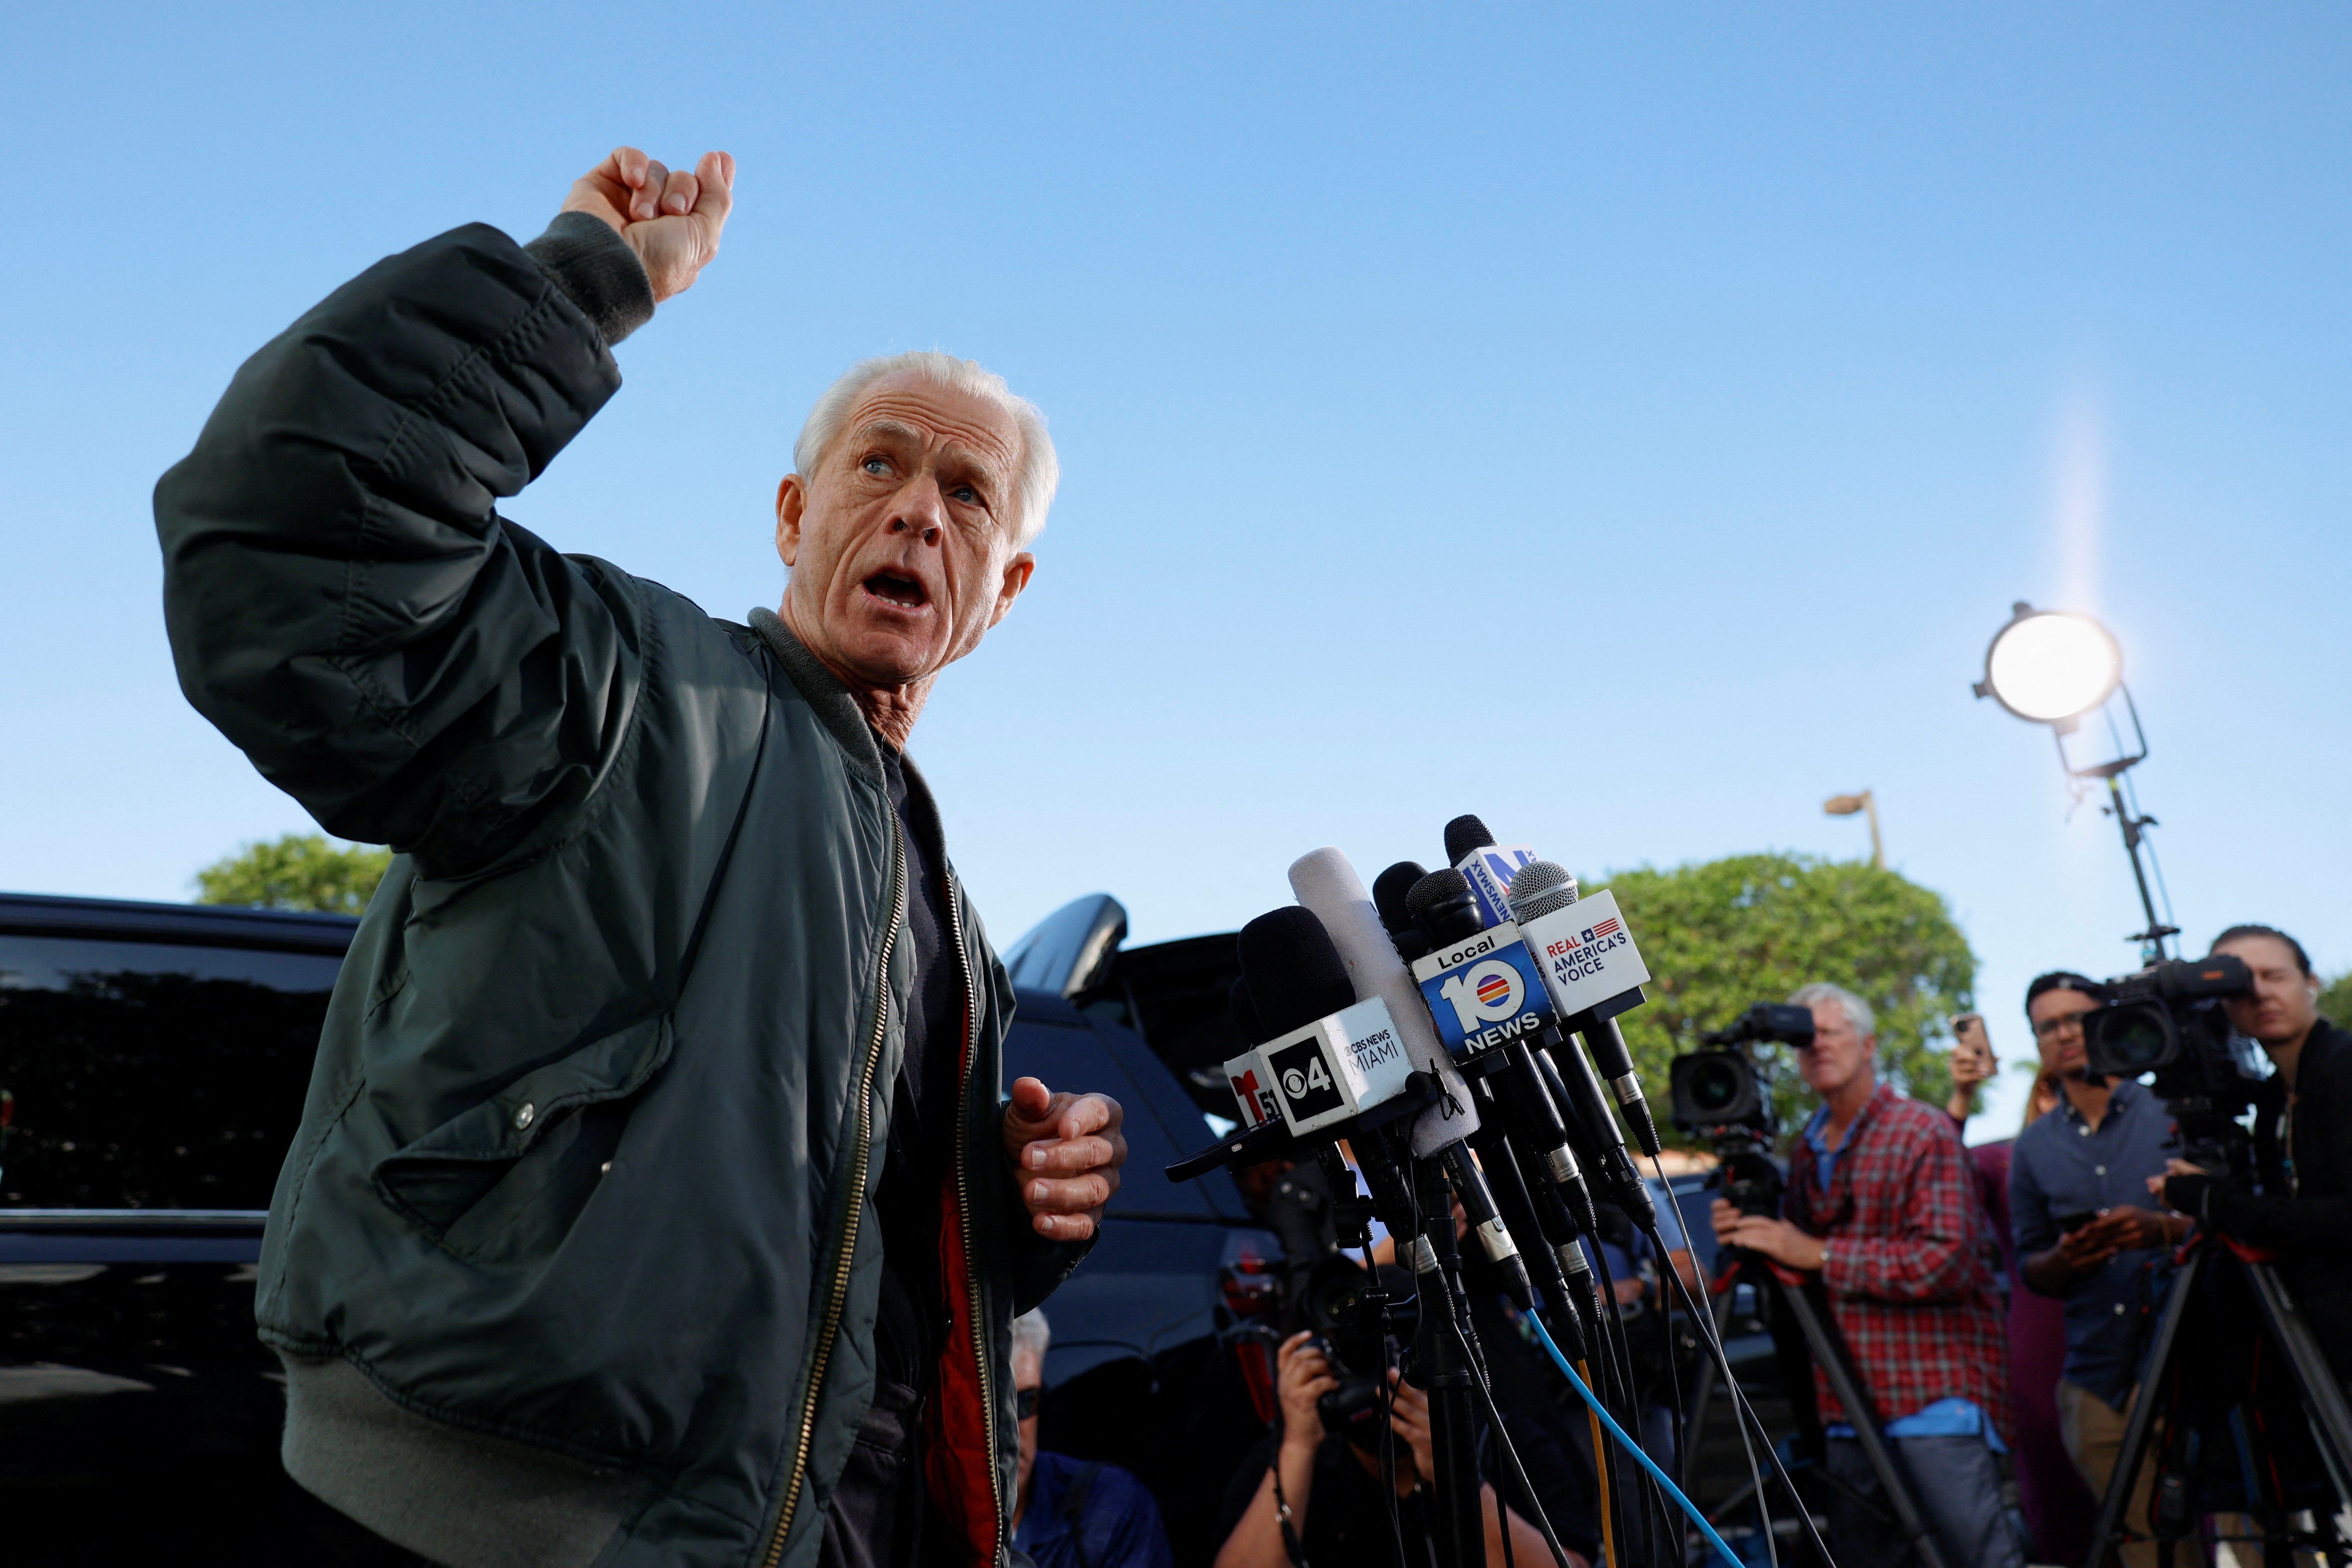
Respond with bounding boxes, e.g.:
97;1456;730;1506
1685;1245;1950;1568
2086;1233;2352;1565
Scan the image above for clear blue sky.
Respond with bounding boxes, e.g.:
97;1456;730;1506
5;3;2347;1137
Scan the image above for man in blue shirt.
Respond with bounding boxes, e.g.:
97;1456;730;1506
2009;972;2189;1568
1011;1310;1174;1568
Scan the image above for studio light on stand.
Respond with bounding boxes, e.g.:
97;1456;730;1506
1972;601;2178;961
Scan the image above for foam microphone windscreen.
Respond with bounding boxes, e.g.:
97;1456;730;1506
1228;975;1268;1045
1371;861;1428;937
1288;846;1480;1155
1405;868;1484;945
1236;908;1357;1037
1443;815;1496;866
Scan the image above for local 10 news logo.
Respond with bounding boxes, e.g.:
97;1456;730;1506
1410;921;1556;1060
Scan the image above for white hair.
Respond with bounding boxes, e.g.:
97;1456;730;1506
1789;982;1876;1042
1011;1307;1051;1369
793;350;1058;549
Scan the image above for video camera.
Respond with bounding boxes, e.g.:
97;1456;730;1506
1670;1003;1814;1217
2082;953;2267;1172
1255;1153;1415;1443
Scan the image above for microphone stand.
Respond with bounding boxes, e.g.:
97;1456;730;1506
1407;1154;1494;1568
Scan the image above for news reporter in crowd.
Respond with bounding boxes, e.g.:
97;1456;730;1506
1212;1330;1587;1568
2155;926;2352;1376
1711;983;2021;1568
154;146;1126;1568
2009;972;2184;1568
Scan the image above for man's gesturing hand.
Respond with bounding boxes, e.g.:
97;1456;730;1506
561;146;735;304
1002;1076;1126;1242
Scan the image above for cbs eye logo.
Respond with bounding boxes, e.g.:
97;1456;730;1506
1265;1036;1345;1120
1439;959;1525;1031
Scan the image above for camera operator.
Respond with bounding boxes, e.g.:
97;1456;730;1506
2009;972;2185;1568
2156;925;2352;1378
1212;1329;1587;1568
1711;983;2020;1568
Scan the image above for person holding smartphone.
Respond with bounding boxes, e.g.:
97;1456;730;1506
2008;972;2188;1568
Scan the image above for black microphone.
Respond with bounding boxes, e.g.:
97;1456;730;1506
1442;814;1495;868
1534;1029;1654;1227
1403;866;1483;948
1509;859;1665;1158
1372;860;1432;962
1228;975;1267;1045
1236;908;1358;1035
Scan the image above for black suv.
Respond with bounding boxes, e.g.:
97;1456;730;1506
0;889;1283;1565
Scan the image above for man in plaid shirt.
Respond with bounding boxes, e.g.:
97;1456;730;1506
1714;982;2021;1568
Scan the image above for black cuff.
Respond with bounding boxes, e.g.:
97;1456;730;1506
523;212;655;347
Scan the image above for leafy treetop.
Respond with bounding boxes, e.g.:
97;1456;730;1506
193;833;391;917
1590;852;1978;1147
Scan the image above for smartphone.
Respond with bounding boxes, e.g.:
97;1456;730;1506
2056;1209;2100;1234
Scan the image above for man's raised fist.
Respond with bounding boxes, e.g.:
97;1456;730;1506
561;146;735;304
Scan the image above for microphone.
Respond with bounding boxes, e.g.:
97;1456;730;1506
1284;853;1536;1310
1228;975;1267;1044
1442;814;1494;867
1227;907;1415;1138
1288;848;1479;1158
1508;860;1664;1158
1371;860;1432;962
1442;813;1537;927
1406;868;1603;1238
1238;908;1354;1033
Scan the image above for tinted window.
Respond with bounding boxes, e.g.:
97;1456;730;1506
0;936;339;1209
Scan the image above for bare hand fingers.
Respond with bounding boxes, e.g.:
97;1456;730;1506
1024;1172;1114;1214
633;159;670;221
1022;1133;1122;1173
1029;1209;1099;1242
659;165;700;217
692;150;735;227
1055;1093;1122;1143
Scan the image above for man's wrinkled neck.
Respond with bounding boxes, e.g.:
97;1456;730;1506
780;597;931;750
1823;1065;1877;1132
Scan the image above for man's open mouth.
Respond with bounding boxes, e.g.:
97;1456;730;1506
862;570;929;611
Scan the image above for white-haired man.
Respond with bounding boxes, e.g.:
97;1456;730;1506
1006;1311;1172;1568
1711;983;2018;1568
156;146;1125;1568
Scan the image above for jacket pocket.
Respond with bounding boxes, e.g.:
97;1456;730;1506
371;1012;674;1264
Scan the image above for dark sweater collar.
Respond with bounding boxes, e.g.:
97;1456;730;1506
747;607;883;787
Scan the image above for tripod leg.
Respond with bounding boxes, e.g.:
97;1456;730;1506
2089;1248;2203;1568
1774;1276;1950;1568
2244;1259;2352;1512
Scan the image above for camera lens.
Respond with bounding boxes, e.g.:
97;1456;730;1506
2100;1003;2173;1073
1689;1057;1742;1113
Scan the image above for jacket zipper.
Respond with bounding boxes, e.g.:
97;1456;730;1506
763;824;907;1568
943;876;1003;1565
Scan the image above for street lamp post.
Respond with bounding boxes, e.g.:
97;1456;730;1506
1823;791;1884;870
1972;601;2178;962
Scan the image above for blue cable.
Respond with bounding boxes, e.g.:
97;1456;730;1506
1525;1312;1744;1568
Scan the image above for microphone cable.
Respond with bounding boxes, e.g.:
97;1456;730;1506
1645;1168;1834;1568
1525;1310;1745;1568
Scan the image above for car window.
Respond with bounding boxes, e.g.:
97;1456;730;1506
0;935;338;1210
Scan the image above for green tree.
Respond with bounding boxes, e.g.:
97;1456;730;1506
194;833;392;916
2321;970;2352;1030
1591;852;1978;1145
